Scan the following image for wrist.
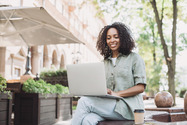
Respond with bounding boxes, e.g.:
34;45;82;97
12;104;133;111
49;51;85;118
116;92;121;97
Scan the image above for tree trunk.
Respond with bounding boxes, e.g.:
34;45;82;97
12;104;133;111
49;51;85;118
168;64;175;105
170;0;177;105
152;34;156;63
150;0;177;105
151;22;157;63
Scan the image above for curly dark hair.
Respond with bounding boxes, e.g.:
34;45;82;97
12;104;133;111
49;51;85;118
96;22;135;59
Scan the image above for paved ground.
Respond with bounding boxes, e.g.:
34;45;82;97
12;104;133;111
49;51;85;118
54;119;72;125
54;97;185;125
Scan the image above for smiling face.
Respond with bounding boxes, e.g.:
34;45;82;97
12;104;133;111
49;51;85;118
106;28;120;57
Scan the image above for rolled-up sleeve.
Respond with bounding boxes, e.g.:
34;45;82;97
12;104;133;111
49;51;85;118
132;54;146;86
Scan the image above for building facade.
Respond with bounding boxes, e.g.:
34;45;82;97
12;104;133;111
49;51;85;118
0;0;107;80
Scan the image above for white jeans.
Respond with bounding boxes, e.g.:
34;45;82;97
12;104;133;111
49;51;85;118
71;96;126;125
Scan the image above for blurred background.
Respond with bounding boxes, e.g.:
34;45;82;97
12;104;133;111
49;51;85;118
0;0;187;104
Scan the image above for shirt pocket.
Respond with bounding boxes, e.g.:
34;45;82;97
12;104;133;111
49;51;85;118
116;65;131;86
117;65;129;77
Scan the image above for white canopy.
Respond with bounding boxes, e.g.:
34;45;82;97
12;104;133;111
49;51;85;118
0;7;83;47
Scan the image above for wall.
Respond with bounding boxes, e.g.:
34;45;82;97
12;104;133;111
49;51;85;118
0;0;106;80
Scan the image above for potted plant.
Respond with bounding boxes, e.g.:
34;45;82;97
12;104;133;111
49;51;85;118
0;75;12;125
40;69;68;86
14;79;72;125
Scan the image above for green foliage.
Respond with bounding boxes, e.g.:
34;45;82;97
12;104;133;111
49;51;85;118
136;11;163;94
95;0;187;96
0;74;6;92
40;69;67;78
179;88;187;98
0;75;11;98
91;0;104;18
72;105;77;110
22;79;69;94
179;33;187;47
145;61;163;92
55;84;69;94
178;0;187;23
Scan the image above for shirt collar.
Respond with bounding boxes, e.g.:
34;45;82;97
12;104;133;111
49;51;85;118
107;53;123;60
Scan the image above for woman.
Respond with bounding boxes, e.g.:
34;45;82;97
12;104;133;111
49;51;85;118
71;22;146;125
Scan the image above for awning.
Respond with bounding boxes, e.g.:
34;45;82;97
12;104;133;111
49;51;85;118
0;7;83;47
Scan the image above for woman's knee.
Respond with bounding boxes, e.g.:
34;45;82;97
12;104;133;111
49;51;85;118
76;97;94;112
77;97;96;107
77;97;90;106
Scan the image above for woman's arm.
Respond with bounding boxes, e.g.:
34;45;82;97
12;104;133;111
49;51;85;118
107;84;145;97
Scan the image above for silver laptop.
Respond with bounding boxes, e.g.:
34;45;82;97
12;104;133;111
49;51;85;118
66;62;122;99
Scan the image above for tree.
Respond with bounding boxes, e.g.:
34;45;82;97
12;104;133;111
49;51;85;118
94;0;187;105
136;16;163;96
150;0;177;105
94;0;165;95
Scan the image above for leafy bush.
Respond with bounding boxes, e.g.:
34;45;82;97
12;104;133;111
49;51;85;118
179;88;187;98
40;69;67;78
0;75;6;92
0;75;11;98
22;79;69;94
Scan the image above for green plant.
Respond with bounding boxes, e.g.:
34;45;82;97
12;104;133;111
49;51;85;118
22;79;69;94
179;88;187;98
0;75;6;92
40;69;67;78
55;84;69;94
72;105;77;110
0;75;11;98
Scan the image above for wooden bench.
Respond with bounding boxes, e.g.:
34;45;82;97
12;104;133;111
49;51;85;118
97;120;134;125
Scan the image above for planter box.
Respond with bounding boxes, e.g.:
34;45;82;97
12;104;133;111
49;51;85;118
0;93;12;125
6;82;22;93
41;76;68;87
57;94;73;121
14;93;57;125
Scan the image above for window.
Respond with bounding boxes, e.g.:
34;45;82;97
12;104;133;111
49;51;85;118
14;68;21;77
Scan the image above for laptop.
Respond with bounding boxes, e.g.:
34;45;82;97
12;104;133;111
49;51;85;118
66;62;122;99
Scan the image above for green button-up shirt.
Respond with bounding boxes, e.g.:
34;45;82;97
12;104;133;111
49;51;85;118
104;52;146;120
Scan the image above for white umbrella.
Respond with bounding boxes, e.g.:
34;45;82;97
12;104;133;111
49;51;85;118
0;6;83;46
0;6;83;75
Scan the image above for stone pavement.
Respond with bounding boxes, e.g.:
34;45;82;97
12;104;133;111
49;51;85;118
54;119;72;125
53;97;185;125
